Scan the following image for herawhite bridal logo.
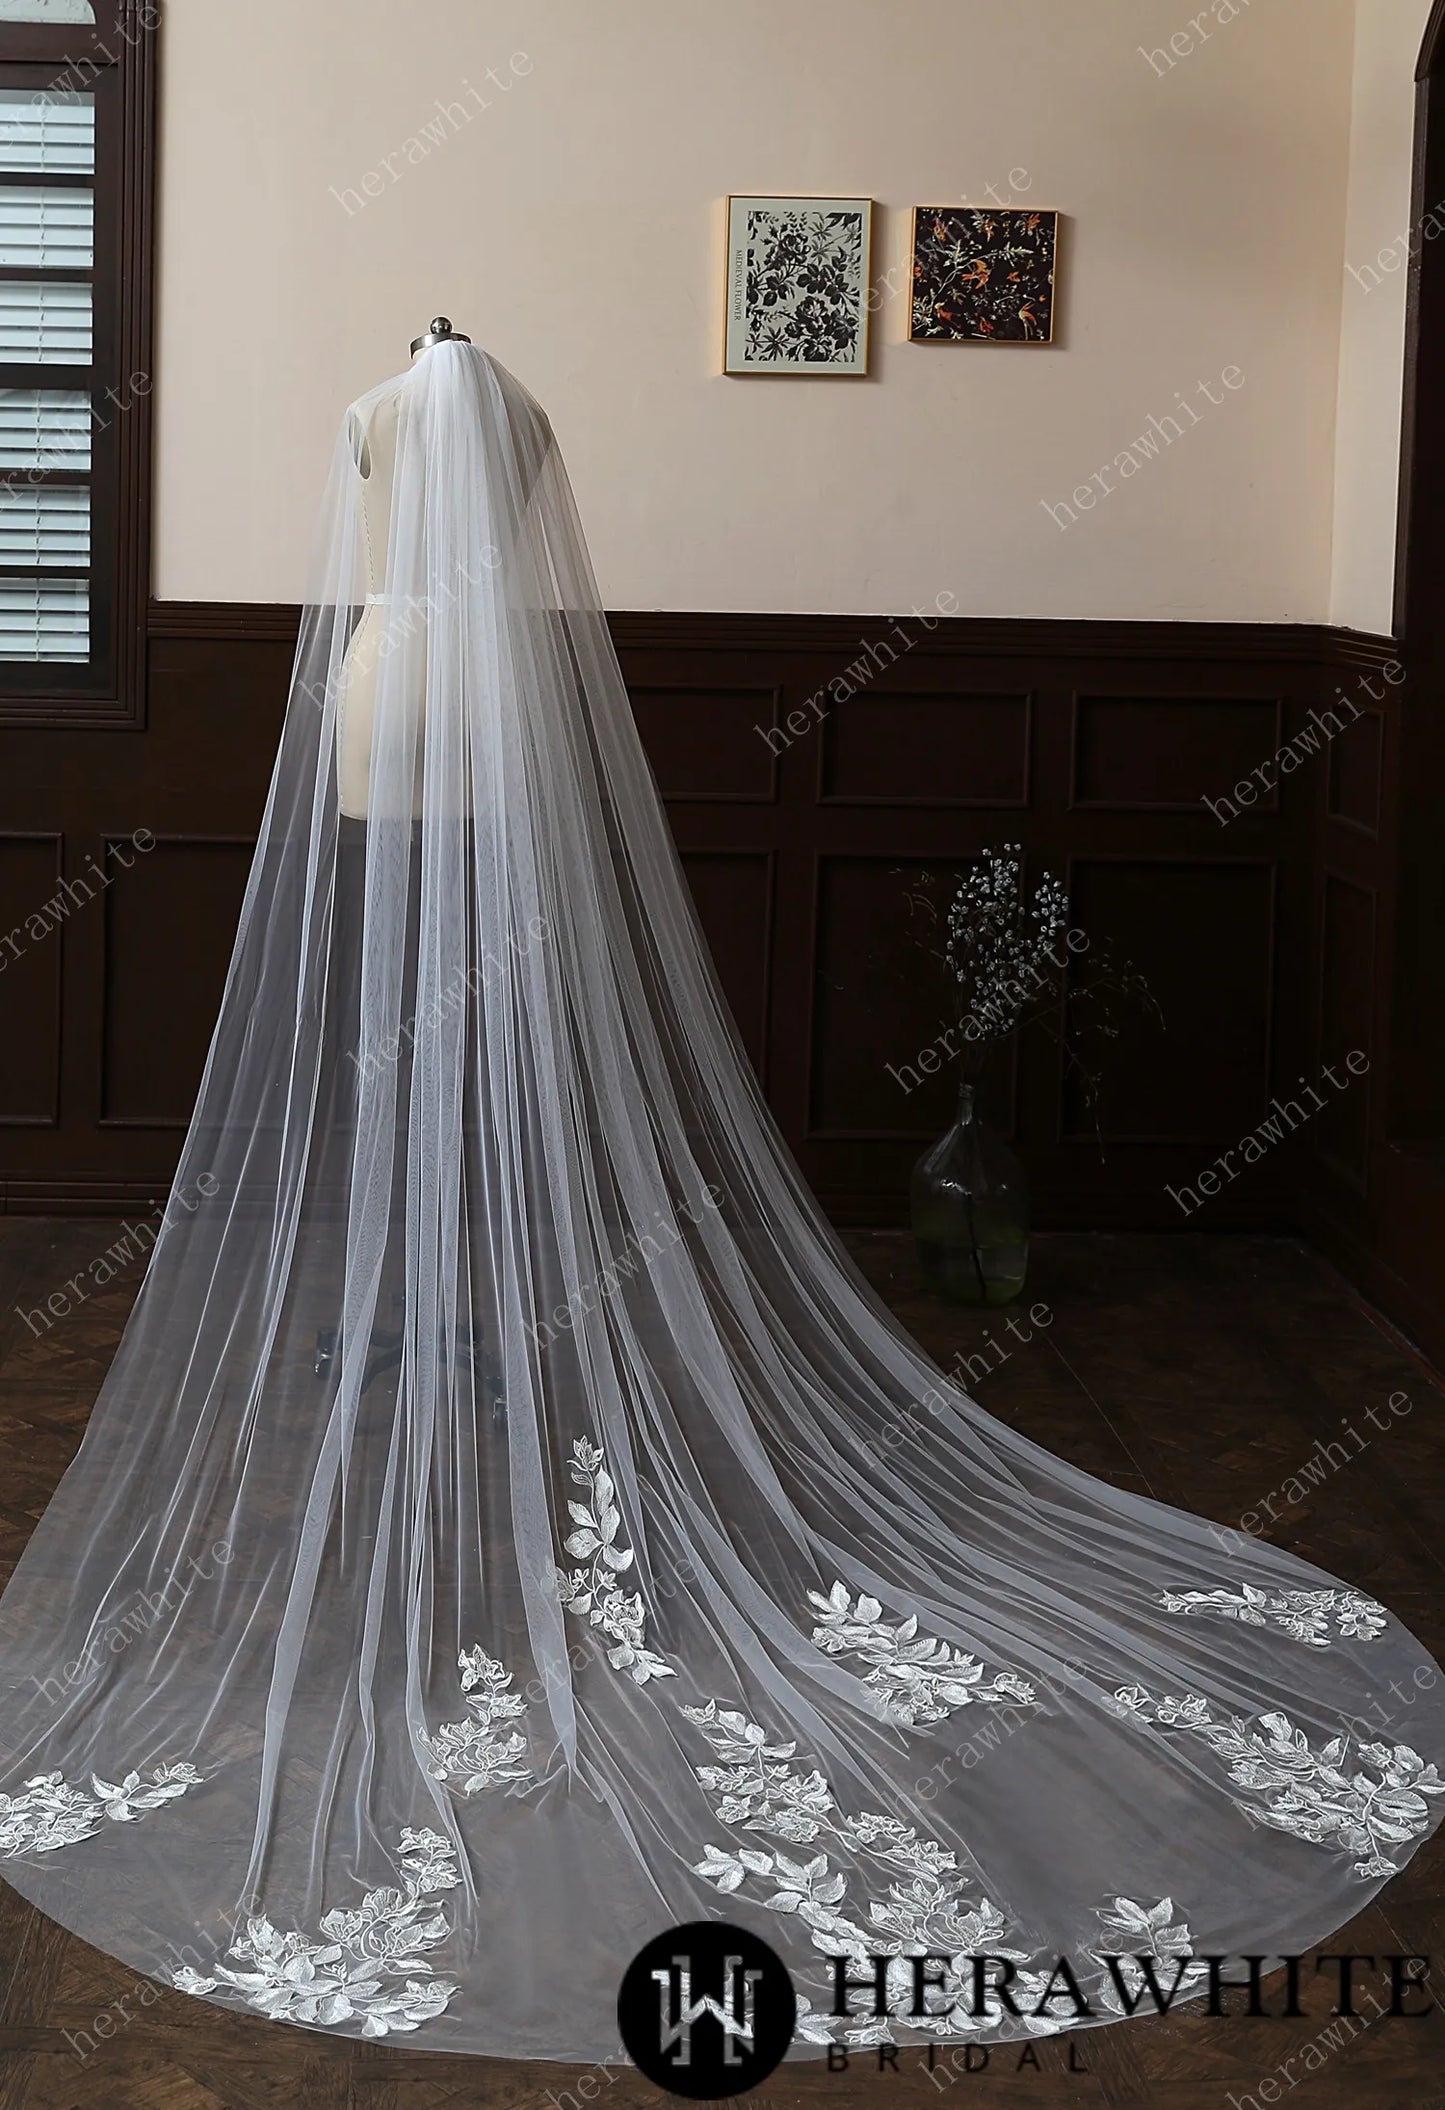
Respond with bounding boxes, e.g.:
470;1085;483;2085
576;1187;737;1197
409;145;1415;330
616;1922;796;2099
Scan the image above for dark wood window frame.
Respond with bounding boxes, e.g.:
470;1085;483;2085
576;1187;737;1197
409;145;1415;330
0;0;155;728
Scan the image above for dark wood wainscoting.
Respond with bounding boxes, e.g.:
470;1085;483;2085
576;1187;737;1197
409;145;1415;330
1297;630;1445;1364
0;603;1435;1350
618;613;1330;1232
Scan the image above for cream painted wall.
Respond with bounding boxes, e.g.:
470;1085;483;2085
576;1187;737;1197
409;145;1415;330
154;0;1360;618
1329;0;1433;634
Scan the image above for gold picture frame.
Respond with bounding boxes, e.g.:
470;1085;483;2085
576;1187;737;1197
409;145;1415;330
723;195;874;376
907;205;1061;344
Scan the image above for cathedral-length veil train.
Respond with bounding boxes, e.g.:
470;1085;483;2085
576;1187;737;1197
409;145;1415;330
0;337;1439;2060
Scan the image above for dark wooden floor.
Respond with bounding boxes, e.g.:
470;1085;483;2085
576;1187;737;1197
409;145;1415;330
0;1223;1441;2109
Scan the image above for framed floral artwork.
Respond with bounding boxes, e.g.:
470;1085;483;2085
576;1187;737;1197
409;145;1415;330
909;206;1060;343
723;196;873;376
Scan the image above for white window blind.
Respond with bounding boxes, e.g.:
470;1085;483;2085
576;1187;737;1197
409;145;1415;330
0;576;88;660
0;71;97;672
0;278;91;361
0;184;92;267
0;3;96;22
0;89;94;173
0;482;87;564
0;387;91;467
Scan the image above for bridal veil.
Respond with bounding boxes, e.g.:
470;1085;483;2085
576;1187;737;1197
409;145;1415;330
0;338;1439;2058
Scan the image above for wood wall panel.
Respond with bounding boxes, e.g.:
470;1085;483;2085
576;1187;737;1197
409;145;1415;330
676;850;773;1078
1325;709;1384;837
1070;694;1282;812
1315;872;1376;1190
1298;636;1445;1366
629;686;780;803
100;837;254;1126
0;834;63;1126
809;854;969;1141
1063;859;1276;1143
819;690;1031;807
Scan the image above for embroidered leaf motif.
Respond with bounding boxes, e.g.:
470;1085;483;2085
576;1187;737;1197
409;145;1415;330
837;1812;958;1879
172;1827;461;2037
1158;1585;1387;1648
1112;1686;1445;1878
685;1700;834;1841
686;1695;1049;2039
1087;1895;1208;2014
420;1646;534;1797
555;1438;673;1684
807;1581;1036;1725
683;1681;1222;2046
0;1762;202;1857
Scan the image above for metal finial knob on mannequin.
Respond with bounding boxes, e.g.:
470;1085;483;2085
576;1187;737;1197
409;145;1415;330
410;316;472;353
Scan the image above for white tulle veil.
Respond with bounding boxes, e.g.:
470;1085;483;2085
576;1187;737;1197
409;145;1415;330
0;338;1440;2060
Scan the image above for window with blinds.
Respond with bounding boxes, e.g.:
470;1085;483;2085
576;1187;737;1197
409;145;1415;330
0;84;92;658
0;87;93;658
0;1;154;720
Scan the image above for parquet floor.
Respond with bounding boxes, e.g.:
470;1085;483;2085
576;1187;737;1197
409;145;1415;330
0;1223;1440;2109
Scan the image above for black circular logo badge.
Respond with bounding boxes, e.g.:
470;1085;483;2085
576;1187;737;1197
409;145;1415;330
617;1920;796;2099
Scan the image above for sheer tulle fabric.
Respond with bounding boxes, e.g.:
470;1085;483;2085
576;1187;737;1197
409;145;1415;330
0;342;1439;2059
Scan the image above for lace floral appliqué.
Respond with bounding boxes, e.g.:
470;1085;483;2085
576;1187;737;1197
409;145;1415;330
1112;1686;1445;1879
685;1701;1204;2043
421;1646;533;1796
1158;1585;1387;1648
809;1583;1036;1725
0;1763;201;1856
173;1827;460;2037
555;1437;672;1684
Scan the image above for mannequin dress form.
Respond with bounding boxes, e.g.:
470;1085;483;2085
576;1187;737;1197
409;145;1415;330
336;318;552;820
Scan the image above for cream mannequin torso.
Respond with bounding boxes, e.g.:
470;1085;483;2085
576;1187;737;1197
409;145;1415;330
336;377;417;821
335;341;554;822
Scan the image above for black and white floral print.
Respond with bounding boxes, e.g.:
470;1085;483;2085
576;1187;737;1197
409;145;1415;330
729;202;870;372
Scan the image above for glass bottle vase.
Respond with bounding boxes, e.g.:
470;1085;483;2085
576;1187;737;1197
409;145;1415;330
909;1081;1030;1306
